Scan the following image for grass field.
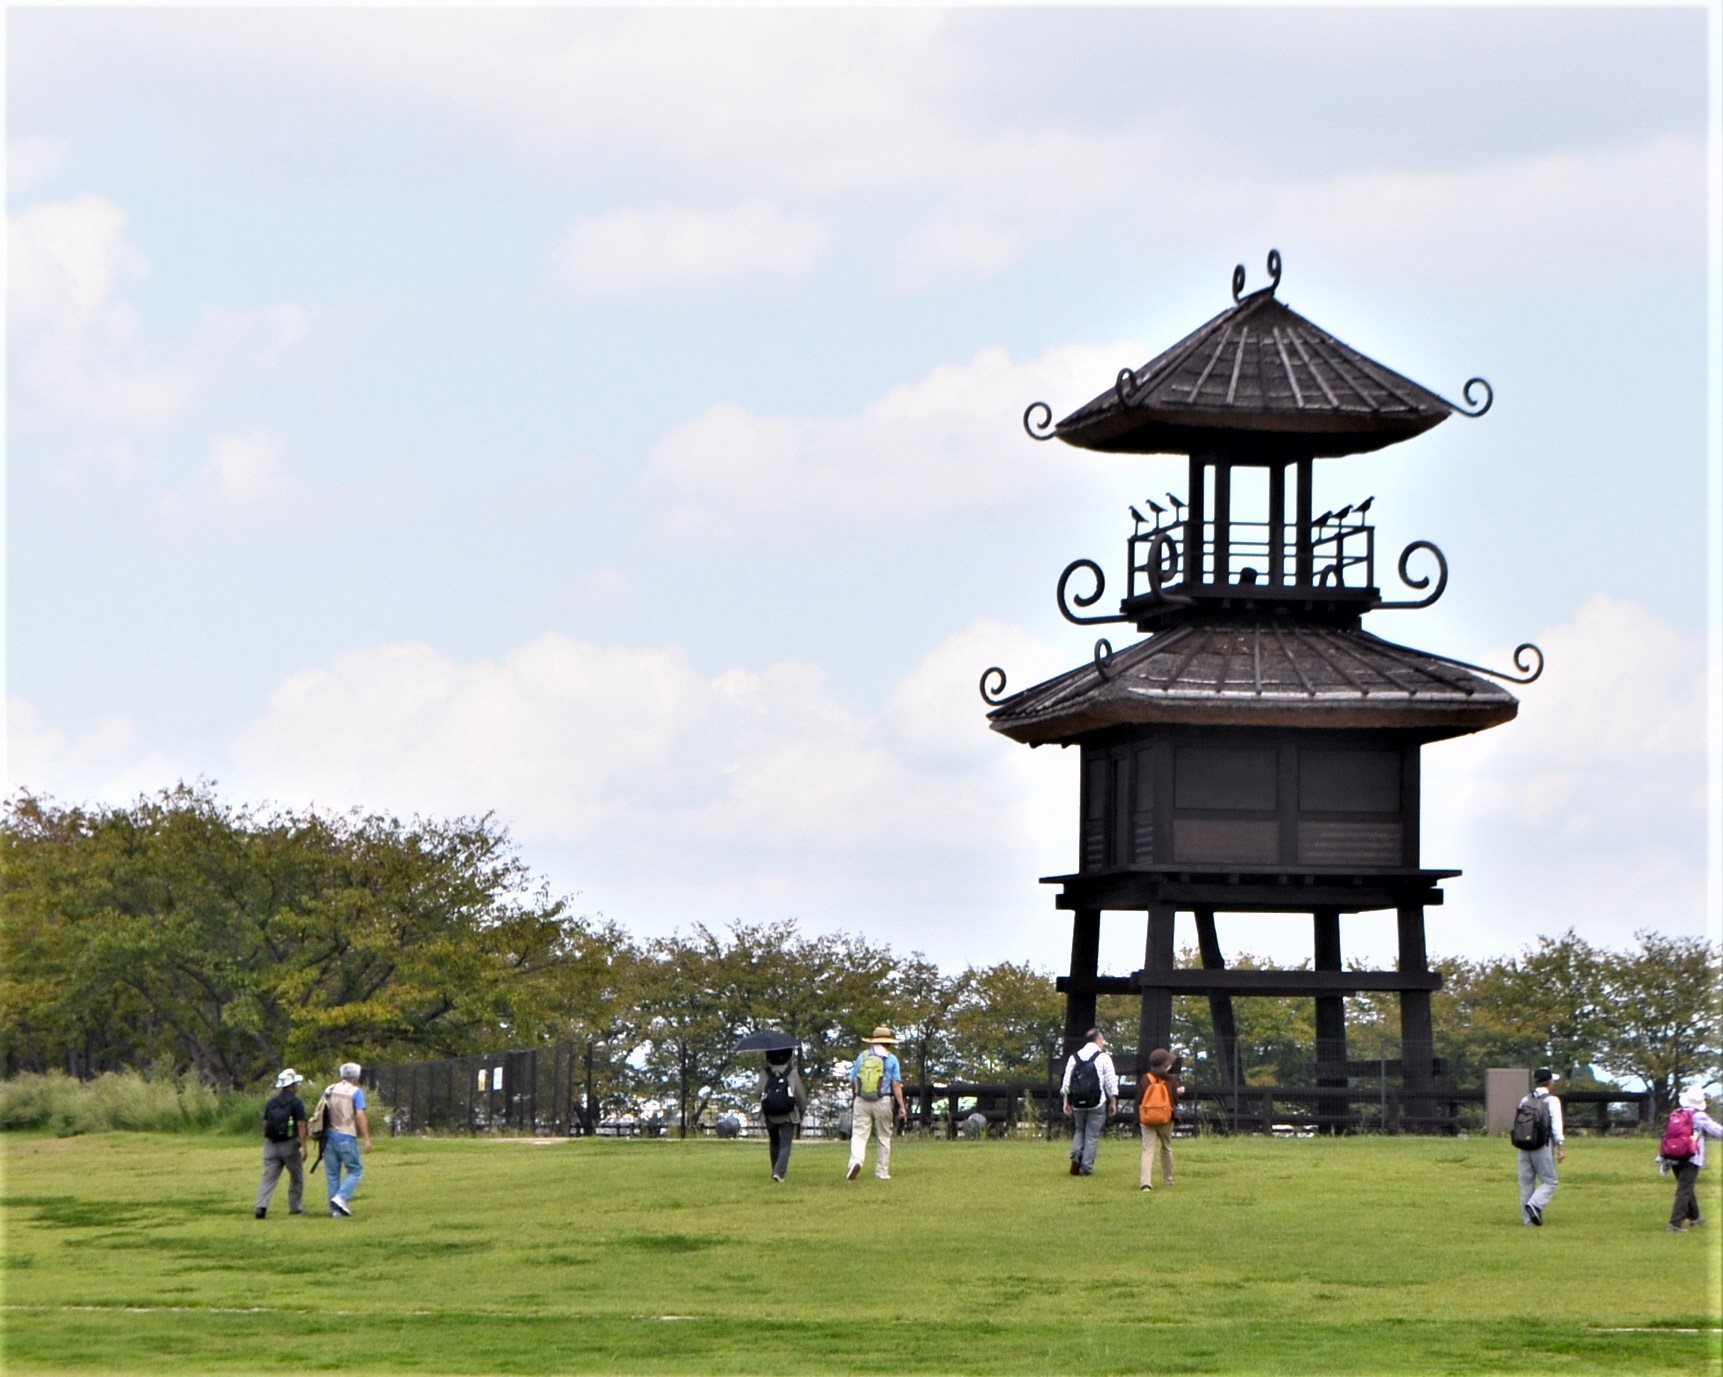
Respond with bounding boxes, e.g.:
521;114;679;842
3;1130;1719;1375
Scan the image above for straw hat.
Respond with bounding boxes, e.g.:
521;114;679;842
866;1025;898;1045
274;1068;302;1089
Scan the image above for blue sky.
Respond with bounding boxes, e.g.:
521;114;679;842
6;5;1719;979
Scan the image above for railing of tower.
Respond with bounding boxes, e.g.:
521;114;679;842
1125;517;1377;597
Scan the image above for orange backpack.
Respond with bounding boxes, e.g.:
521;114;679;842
1139;1072;1173;1127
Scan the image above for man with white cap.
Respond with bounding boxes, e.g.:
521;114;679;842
1513;1067;1565;1226
318;1062;373;1217
255;1068;309;1218
1659;1085;1721;1232
846;1026;908;1181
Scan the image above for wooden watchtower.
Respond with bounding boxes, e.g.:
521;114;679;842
983;252;1540;1128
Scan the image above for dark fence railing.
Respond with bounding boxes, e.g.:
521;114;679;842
367;1043;1655;1139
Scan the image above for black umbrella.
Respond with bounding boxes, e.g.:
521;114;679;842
733;1029;797;1054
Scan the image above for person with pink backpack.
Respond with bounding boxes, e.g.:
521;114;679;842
1657;1085;1721;1233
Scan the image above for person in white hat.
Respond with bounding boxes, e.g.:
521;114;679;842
254;1069;309;1218
845;1026;907;1181
1660;1086;1721;1232
318;1062;373;1217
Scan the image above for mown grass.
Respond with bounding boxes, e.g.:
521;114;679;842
2;1130;1719;1374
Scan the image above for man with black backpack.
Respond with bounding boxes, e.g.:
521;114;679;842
1511;1067;1566;1226
254;1068;309;1219
1061;1028;1118;1177
756;1048;809;1182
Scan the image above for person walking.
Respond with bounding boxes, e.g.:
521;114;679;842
254;1068;309;1218
319;1062;373;1218
756;1048;809;1182
1513;1067;1565;1226
1061;1028;1118;1177
1138;1047;1183;1191
1659;1085;1722;1232
846;1026;907;1181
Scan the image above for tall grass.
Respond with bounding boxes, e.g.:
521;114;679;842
0;1070;264;1136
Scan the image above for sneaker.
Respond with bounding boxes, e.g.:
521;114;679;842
288;1209;305;1216
330;1196;353;1217
1140;1185;1152;1191
876;1173;890;1181
771;1174;783;1183
1667;1223;1685;1233
255;1207;267;1219
1069;1160;1081;1176
1527;1205;1543;1227
846;1163;860;1181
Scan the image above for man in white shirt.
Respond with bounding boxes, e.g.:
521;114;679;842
1060;1028;1118;1177
1517;1067;1566;1226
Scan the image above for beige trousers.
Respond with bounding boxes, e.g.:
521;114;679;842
849;1097;895;1177
1140;1120;1175;1187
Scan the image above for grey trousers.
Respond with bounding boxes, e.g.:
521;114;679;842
1070;1106;1107;1174
256;1139;304;1212
1518;1146;1558;1213
766;1120;795;1178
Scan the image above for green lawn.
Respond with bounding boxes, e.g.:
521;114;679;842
2;1130;1719;1374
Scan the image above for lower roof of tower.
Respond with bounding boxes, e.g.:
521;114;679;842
986;621;1519;744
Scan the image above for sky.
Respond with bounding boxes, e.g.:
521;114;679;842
6;4;1720;985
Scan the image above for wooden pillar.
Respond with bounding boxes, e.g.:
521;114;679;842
1063;908;1101;1056
1268;463;1287;587
1213;460;1232;585
1313;907;1349;1134
1137;904;1176;1063
1194;910;1239;1085
1186;455;1206;588
1294;455;1314;587
1397;903;1436;1132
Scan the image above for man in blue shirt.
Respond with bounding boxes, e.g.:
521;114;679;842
846;1026;908;1181
320;1062;373;1217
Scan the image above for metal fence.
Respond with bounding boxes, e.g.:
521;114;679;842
367;1042;1655;1139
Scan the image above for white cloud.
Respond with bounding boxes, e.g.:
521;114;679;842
553;202;829;294
6;135;68;192
225;620;1074;863
1422;595;1710;954
7;196;198;436
202;431;288;508
646;341;1131;539
4;697;184;804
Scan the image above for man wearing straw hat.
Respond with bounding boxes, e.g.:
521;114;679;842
846;1025;908;1181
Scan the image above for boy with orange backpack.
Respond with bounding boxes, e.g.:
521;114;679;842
1138;1047;1183;1191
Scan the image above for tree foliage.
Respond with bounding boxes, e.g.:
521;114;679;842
1;787;582;1087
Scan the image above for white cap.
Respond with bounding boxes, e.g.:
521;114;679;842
274;1068;302;1089
1680;1086;1708;1111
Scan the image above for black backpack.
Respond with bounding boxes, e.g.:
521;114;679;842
1509;1094;1551;1150
263;1092;298;1143
761;1068;795;1118
1068;1054;1102;1110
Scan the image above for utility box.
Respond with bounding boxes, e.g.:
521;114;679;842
1486;1068;1532;1135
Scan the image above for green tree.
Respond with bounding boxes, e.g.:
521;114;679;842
1594;930;1721;1117
947;962;1063;1081
0;786;579;1087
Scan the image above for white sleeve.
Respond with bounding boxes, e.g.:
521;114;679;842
1059;1057;1074;1094
1549;1095;1565;1144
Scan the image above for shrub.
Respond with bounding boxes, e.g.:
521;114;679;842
0;1069;265;1136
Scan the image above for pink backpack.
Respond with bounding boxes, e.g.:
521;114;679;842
1660;1108;1698;1159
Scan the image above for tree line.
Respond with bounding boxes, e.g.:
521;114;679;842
3;786;1716;1123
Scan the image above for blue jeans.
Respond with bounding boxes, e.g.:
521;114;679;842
1071;1106;1107;1174
326;1134;363;1205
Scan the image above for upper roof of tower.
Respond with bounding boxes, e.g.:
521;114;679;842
1043;254;1476;459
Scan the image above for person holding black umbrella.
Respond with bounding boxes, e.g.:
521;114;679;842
756;1049;809;1182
